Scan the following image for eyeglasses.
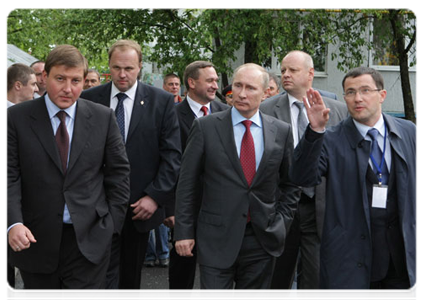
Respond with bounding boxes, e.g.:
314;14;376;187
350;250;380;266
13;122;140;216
343;87;381;99
226;94;233;99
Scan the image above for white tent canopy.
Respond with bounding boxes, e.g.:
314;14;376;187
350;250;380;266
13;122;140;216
7;44;39;67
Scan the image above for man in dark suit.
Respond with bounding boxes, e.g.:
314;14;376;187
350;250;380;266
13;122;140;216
164;61;229;289
260;50;348;289
174;63;300;289
81;39;181;289
8;45;130;289
290;67;415;288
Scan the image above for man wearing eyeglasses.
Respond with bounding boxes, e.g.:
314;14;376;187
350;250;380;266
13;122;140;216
289;67;415;289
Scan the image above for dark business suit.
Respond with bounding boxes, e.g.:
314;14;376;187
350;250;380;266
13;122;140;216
81;81;181;288
290;114;415;288
260;92;348;288
8;97;130;288
174;108;300;288
168;98;229;289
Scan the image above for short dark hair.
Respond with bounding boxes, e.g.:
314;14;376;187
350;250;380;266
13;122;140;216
7;63;35;91
342;67;384;90
163;73;180;84
44;45;88;77
183;61;215;91
30;60;44;68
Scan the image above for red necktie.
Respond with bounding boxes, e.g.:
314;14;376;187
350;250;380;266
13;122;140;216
200;106;208;116
240;120;255;222
240;120;256;185
55;111;69;174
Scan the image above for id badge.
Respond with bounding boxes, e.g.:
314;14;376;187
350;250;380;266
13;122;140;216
372;184;388;209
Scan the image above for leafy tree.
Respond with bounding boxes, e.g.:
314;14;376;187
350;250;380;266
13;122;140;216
7;9;415;119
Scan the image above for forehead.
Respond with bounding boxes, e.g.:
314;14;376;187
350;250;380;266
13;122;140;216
166;77;180;84
109;48;139;64
268;79;277;86
197;66;218;79
48;65;85;78
344;74;376;88
86;72;99;79
32;62;45;71
282;53;304;68
234;67;262;85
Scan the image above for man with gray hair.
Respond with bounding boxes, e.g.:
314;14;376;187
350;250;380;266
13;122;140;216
175;63;300;289
266;72;280;98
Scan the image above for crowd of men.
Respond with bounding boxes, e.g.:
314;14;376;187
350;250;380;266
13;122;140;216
7;39;415;290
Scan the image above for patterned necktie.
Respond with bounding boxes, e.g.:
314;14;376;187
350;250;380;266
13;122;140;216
55;111;69;173
368;128;389;185
240;120;255;222
115;93;127;142
294;101;315;198
200;106;208;116
240;120;256;186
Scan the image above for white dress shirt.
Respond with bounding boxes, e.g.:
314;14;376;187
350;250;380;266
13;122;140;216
110;81;137;141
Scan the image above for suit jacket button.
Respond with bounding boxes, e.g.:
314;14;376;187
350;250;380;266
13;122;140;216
357;263;363;268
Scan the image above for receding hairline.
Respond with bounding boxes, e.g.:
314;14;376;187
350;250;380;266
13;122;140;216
283;50;314;69
233;63;269;90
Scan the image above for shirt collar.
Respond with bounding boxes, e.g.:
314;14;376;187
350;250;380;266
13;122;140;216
186;94;211;114
44;93;77;120
111;80;138;101
353;114;385;139
231;107;262;128
287;93;305;109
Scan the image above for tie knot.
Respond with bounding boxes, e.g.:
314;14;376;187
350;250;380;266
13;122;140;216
56;110;67;122
242;120;253;130
294;101;304;110
116;93;128;102
368;128;379;141
200;106;208;116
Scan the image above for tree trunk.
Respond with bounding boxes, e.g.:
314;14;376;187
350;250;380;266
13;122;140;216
389;10;416;123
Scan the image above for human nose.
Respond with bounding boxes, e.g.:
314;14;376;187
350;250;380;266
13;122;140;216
119;69;126;78
63;80;72;92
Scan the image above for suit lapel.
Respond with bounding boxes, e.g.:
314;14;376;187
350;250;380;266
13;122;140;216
29;98;63;173
275;94;292;122
215;110;248;185
253;113;276;186
179;99;195;132
127;82;148;142
344;117;372;231
67;99;93;174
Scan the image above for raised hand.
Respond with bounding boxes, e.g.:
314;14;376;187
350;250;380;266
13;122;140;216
303;88;330;132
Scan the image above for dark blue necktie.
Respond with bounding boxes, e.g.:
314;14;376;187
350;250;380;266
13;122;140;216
368;128;389;185
115;93;127;142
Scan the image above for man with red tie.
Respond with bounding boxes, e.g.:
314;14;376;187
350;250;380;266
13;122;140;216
174;63;300;289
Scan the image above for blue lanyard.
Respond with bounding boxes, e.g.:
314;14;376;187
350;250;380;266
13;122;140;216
369;125;387;185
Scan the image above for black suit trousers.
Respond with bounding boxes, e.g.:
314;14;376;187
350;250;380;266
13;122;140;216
20;224;109;289
117;217;150;289
200;224;275;289
169;231;197;289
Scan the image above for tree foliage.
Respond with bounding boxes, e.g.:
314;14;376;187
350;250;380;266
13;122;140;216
7;9;415;119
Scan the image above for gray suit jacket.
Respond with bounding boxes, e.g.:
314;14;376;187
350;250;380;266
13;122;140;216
8;97;130;273
174;108;300;269
260;93;348;238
